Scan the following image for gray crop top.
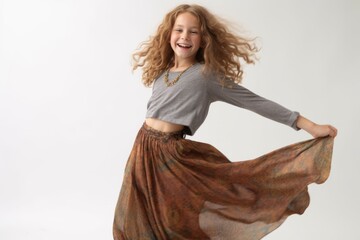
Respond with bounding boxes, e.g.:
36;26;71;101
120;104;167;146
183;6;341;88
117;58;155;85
146;62;300;136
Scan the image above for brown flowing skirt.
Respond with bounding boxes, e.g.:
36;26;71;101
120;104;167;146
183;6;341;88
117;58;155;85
113;123;334;240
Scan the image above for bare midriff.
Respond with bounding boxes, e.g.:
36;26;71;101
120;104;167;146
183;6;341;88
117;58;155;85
145;118;185;133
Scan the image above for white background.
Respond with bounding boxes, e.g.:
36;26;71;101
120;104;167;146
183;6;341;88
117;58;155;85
1;0;359;239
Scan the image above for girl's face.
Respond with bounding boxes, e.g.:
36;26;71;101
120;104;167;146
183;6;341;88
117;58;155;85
170;12;201;66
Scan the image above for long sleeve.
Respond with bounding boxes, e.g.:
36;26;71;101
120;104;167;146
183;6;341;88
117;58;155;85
206;77;300;130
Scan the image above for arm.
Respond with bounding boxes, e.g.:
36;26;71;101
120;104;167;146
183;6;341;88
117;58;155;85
207;77;337;137
207;78;300;130
296;115;337;138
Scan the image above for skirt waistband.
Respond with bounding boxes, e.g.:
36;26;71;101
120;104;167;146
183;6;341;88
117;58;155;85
141;122;186;141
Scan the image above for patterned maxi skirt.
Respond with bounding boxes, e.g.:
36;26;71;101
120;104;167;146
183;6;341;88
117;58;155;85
113;123;334;240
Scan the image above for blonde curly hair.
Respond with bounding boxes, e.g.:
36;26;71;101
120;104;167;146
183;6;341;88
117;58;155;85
132;4;259;86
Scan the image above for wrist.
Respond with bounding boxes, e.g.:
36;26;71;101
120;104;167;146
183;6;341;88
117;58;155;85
296;115;317;134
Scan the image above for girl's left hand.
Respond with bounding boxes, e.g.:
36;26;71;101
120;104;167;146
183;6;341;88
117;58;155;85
296;115;338;138
309;124;338;138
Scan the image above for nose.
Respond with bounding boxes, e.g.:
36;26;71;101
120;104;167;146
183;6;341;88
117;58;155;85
181;31;189;40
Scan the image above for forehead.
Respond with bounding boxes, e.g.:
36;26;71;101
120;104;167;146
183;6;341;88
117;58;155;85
174;12;200;27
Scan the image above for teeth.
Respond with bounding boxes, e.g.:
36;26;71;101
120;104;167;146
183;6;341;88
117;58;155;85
178;43;191;48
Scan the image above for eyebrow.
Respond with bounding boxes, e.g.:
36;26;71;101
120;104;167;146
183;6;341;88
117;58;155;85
174;24;199;29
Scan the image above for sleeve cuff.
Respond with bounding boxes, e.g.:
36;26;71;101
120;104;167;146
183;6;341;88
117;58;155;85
290;111;301;131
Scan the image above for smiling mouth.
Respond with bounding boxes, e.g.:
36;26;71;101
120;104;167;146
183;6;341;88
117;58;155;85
177;43;192;48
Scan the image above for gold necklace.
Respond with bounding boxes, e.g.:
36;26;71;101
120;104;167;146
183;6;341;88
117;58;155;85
164;64;194;87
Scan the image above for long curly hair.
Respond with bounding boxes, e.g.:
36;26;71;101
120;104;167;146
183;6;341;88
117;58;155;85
132;4;259;86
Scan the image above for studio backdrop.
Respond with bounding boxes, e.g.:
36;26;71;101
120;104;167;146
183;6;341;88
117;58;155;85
1;0;359;239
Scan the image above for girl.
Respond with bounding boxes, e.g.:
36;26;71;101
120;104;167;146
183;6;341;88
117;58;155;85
113;4;337;240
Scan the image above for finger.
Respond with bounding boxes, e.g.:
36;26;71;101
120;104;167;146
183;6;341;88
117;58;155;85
331;125;337;136
329;126;337;137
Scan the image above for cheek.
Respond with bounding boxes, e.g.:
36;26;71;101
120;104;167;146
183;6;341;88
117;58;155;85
170;34;177;44
195;36;202;47
169;34;173;43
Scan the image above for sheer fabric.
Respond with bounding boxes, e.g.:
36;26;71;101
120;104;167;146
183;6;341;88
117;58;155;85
113;123;334;239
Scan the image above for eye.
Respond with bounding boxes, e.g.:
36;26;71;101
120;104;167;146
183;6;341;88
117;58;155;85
174;29;182;32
